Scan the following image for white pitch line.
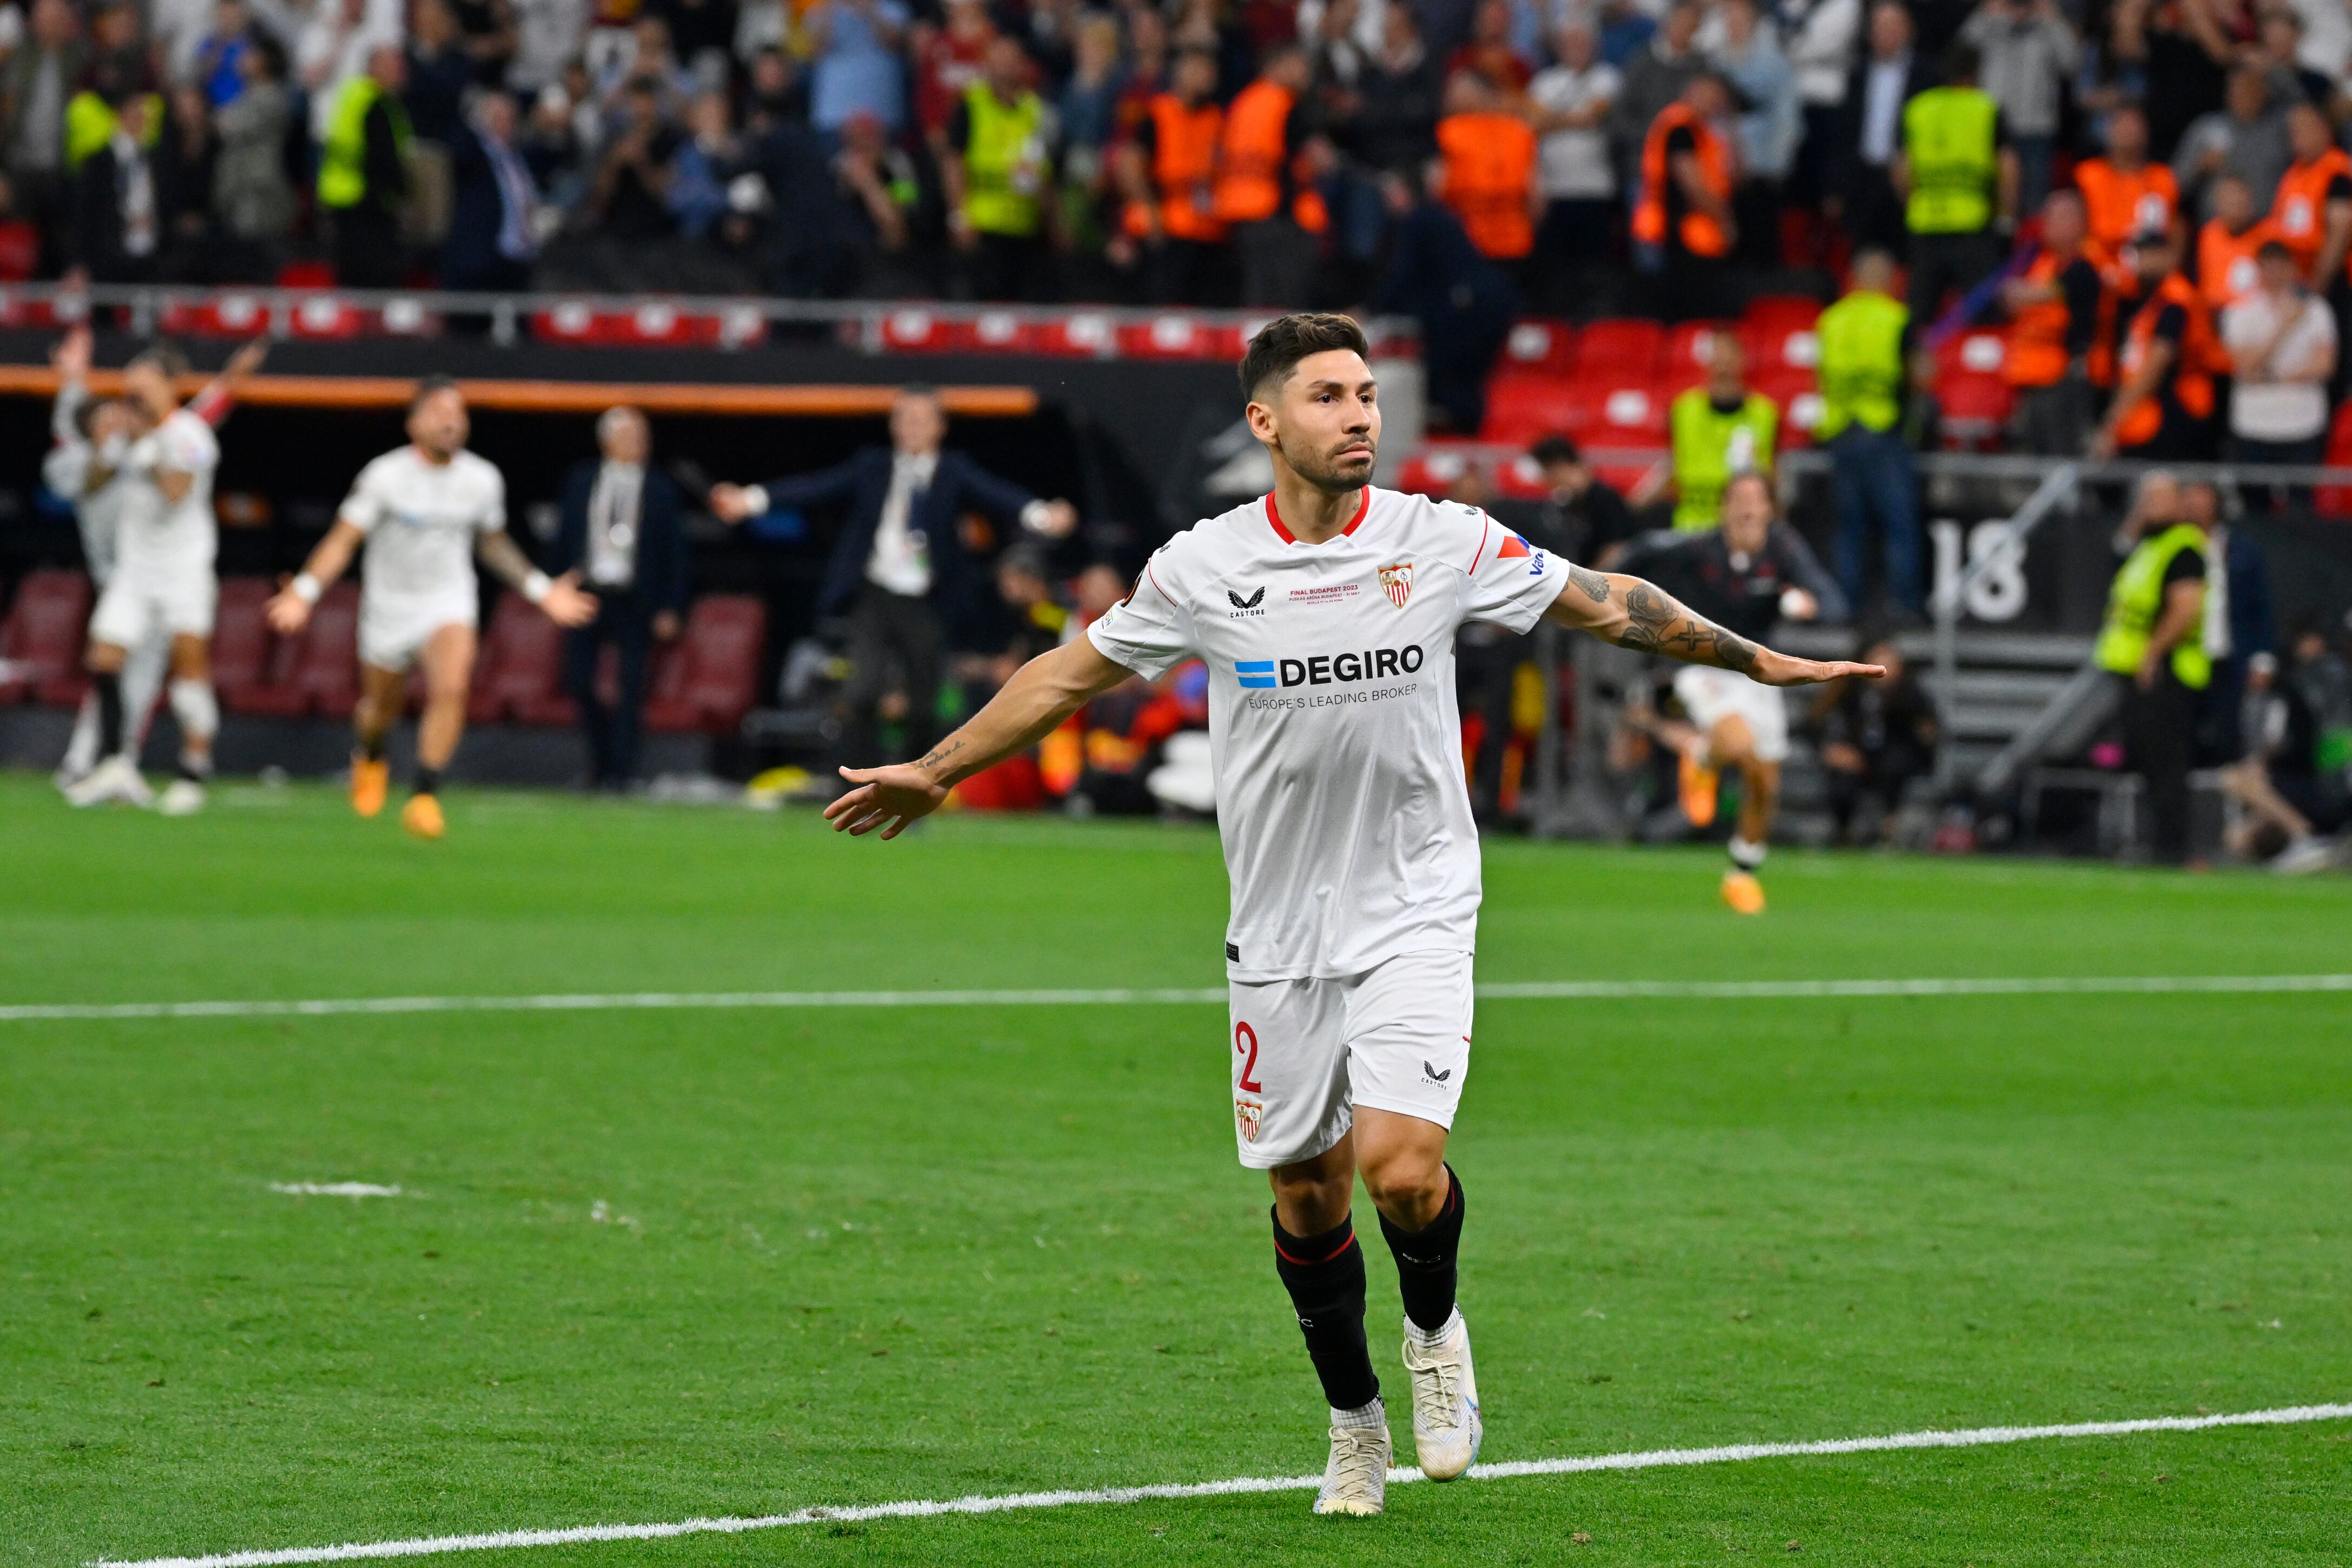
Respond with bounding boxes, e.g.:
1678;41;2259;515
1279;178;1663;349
89;1401;2352;1568
268;1183;404;1198
5;973;2351;1025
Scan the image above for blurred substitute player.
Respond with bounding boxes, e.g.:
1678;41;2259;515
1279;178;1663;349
48;330;267;790
1617;471;1846;913
822;315;1880;1517
64;344;238;814
266;377;596;838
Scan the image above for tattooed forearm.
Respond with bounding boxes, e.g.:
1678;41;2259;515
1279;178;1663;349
1607;581;1759;671
917;737;966;776
1567;562;1611;603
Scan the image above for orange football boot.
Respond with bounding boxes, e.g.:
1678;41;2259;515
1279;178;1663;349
400;792;445;840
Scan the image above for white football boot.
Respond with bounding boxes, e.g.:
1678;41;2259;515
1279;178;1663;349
63;754;153;809
1313;1404;1391;1517
157;777;207;816
1402;1309;1483;1480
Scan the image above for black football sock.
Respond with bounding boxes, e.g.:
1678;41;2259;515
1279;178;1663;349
94;671;125;758
413;767;443;798
1380;1165;1465;1336
359;732;387;763
1272;1209;1380;1411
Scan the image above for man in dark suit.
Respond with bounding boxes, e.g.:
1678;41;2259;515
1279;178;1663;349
710;386;1077;773
1830;2;1936;253
69;91;170;282
549;406;689;789
443;90;538;293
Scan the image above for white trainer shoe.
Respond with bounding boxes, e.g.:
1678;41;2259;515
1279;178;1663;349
63;755;153;809
1402;1309;1483;1480
157;778;207;816
1313;1408;1391;1516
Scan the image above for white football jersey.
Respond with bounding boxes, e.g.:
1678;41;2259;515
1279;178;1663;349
1088;486;1566;981
340;446;508;603
114;408;219;576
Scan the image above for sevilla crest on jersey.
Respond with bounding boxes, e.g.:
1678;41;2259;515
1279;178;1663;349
1379;562;1414;608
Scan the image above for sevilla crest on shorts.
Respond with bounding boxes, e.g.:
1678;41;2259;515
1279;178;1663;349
1378;563;1415;609
1235;1097;1263;1143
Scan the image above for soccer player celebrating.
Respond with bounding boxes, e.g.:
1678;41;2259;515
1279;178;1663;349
65;345;233;815
266;377;596;838
1617;471;1846;913
823;314;1879;1517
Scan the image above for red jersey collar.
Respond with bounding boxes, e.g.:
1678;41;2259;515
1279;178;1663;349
1265;488;1372;544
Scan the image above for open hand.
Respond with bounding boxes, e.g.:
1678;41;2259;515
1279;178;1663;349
822;763;950;839
265;581;314;635
1751;652;1887;687
708;483;757;523
539;571;599;627
51;324;91;380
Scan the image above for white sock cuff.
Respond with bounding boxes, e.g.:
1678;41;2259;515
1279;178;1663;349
1406;1307;1461;1347
1728;835;1766;870
1330;1398;1386;1430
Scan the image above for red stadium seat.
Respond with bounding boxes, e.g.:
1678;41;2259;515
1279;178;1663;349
1573;375;1673;446
645;595;766;734
1571;318;1665;376
1502;318;1578;374
0;220;39;280
277;261;335;288
160;293;270;338
1033;312;1118;357
1743;294;1822;334
470;592;572;725
1936;330;2008;383
1740;318;1821;375
285;293;366;340
1755;367;1823;447
240;582;360;717
1479;368;1589;446
2316;403;2352;518
957;311;1040;354
210;578;276;713
0;569;93;704
1938;375;2014;447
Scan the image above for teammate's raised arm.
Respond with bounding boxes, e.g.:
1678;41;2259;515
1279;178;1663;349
822;635;1135;839
1541;563;1885;687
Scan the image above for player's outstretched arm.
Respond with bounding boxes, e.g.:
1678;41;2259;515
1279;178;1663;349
1542;564;1886;688
477;530;598;627
267;519;365;634
825;636;1136;839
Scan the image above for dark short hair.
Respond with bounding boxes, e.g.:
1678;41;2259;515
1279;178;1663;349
2257;239;2295;265
127;341;189;379
410;373;462;413
1529;434;1582;467
1941;42;1980;83
1238;313;1369;404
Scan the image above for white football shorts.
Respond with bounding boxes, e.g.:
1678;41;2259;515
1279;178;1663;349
1226;950;1474;1169
1674;664;1790;764
359;588;478;673
89;562;216;646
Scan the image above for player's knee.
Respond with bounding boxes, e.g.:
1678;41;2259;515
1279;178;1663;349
1358;1147;1446;1220
1268;1165;1352;1231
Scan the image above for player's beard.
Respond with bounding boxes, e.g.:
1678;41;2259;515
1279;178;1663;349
1280;429;1377;494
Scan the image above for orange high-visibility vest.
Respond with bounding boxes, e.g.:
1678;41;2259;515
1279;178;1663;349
1212;80;1328;231
2195;216;2271;312
1632;102;1731;258
2114;271;2220;447
2269;147;2352;276
1435;110;1537;259
2074;158;2178;252
1125;92;1227;242
2005;246;2096;388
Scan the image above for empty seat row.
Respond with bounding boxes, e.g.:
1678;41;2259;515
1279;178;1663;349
0;575;767;736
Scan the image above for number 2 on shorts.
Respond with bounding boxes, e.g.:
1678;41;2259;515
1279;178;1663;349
1234;1021;1263;1093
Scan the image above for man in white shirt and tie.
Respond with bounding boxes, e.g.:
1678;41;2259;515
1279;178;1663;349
710;386;1078;775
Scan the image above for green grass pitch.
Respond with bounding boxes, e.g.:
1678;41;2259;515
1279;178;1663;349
5;772;2349;1567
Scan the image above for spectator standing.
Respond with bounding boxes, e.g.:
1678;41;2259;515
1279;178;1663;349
1349;7;1443;178
1368;167;1516;431
1817;248;1921;615
650;0;730;76
806;0;909;136
2172;63;2287;220
551;406;688;790
194;0;254;109
450;0;519;87
1832;2;1929;253
2269;104;2349;395
1445;0;1532;95
1713;0;1798;270
1631;69;1740;321
507;0;587;95
2073;103;2178;256
299;0;379;143
1433;68;1538;282
1663;332;1778;533
405;0;476;145
443;88;539;289
706;386;1078;774
1527;17;1618;289
318;43;412;287
2256;5;2331;112
1;0;87;262
1780;0;1860;222
209;34;295;275
584;81;682;246
2001;185;2105;454
1960;0;2073;214
1610;0;1701;202
1212;44;1326;307
913;0;995;153
68;89;162;281
2092;222;2222;461
943;36;1056;301
2221;239;2336;472
1896;43;2014;330
2092;487;2209;863
1119;46;1228;305
2109;0;2232;162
